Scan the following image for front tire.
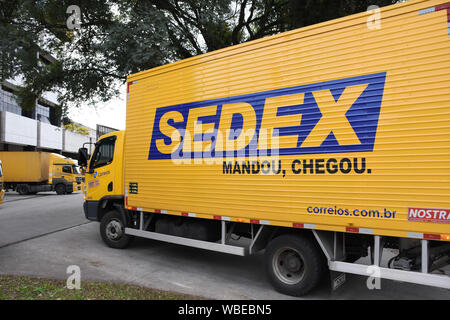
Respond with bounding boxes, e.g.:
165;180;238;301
265;233;325;296
100;210;134;249
55;184;66;195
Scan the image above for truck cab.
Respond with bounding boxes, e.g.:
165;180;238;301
71;164;83;191
49;154;83;193
79;131;124;220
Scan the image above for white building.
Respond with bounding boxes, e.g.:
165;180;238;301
0;87;97;158
0;51;116;158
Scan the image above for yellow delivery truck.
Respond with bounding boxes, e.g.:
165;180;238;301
0;152;78;195
78;0;450;296
66;158;83;192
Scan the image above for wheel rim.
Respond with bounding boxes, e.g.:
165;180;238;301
272;247;305;285
105;219;124;241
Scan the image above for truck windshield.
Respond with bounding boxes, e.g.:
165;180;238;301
0;163;2;177
72;165;80;174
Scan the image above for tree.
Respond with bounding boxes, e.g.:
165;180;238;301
0;0;395;112
63;122;90;135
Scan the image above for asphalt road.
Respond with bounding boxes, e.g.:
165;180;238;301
0;192;89;248
0;191;449;299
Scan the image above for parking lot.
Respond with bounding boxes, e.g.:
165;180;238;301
0;191;449;300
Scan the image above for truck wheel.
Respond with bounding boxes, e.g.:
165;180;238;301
55;184;66;195
265;233;324;296
17;185;29;195
100;210;134;249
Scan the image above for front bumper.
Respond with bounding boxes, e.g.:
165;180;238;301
83;200;100;221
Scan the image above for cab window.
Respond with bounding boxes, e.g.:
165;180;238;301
62;166;72;174
0;164;2;177
90;136;116;169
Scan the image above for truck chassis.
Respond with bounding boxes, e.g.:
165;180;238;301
95;202;450;296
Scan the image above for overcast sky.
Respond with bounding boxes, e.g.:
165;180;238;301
67;84;127;131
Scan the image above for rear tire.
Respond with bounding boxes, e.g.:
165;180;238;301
100;210;134;249
55;184;66;195
16;184;29;195
265;233;325;296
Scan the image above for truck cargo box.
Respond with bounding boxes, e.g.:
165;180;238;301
124;0;450;241
0;152;50;183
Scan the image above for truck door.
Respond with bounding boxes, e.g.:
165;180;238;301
51;164;71;182
62;165;72;181
85;135;117;201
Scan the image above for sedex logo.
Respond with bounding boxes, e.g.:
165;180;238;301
148;72;386;160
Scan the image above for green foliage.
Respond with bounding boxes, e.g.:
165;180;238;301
0;0;396;110
63;122;90;135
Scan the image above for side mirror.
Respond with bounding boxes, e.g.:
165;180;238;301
78;147;89;167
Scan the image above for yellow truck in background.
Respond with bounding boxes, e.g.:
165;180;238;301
78;0;450;296
65;158;83;192
0;152;81;195
0;160;4;204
